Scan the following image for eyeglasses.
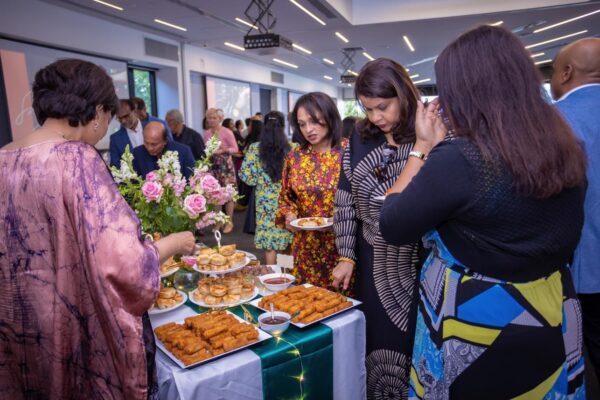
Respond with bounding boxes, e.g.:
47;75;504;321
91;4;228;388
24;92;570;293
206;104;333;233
372;144;398;182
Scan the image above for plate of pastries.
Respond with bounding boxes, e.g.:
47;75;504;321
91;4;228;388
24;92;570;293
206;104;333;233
290;217;333;230
160;257;183;278
190;273;258;308
149;286;187;315
193;244;249;274
154;310;271;368
250;284;361;327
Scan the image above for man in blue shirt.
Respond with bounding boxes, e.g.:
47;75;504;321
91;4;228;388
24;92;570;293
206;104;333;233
132;121;196;179
552;37;600;385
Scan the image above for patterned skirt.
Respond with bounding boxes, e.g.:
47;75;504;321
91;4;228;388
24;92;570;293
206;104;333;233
210;154;237;187
409;231;586;399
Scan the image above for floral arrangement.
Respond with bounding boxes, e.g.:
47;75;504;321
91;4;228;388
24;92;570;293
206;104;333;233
111;136;238;235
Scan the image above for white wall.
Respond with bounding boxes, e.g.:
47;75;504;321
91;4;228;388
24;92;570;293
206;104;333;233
1;0;339;133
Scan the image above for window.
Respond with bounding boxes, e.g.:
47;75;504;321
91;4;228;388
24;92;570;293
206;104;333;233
128;67;157;116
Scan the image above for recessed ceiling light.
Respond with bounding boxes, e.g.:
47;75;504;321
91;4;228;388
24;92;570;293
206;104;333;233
534;59;553;65
363;52;374;61
292;43;312;55
289;0;326;26
323;58;335;65
403;35;415;52
405;68;410;72
323;75;333;80
273;58;298;69
410;74;420;79
534;9;600;33
93;0;123;10
235;17;258;30
490;20;503;26
347;69;359;76
224;42;245;51
525;30;588;49
413;78;431;84
530;52;545;58
335;32;349;43
347;83;352;87
154;19;187;32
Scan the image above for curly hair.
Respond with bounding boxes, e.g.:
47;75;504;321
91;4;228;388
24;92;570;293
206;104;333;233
354;58;418;144
32;59;118;127
258;111;291;182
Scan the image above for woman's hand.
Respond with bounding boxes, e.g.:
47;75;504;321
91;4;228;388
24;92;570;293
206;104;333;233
154;231;195;264
285;213;299;232
414;99;448;155
332;261;354;291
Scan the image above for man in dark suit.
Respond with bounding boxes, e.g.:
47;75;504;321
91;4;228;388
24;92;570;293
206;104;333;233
132;121;196;179
109;99;142;168
552;37;600;387
131;97;173;140
165;109;205;160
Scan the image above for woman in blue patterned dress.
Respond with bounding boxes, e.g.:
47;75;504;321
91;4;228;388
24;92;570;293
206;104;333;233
239;111;293;264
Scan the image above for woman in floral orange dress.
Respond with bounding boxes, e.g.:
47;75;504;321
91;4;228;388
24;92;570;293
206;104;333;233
276;92;346;289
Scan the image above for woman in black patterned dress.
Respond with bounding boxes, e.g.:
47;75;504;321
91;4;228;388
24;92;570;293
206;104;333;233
332;58;422;399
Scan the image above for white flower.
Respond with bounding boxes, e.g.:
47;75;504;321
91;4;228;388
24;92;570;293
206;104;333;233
214;211;230;225
204;135;221;158
157;150;182;178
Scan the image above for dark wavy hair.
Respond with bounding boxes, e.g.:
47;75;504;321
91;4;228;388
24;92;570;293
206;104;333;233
341;116;357;139
291;92;341;149
436;25;586;198
33;59;118;127
258;111;291;182
355;58;419;144
247;119;262;146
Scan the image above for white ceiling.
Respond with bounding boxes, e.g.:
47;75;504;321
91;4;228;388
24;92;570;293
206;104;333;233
47;0;600;86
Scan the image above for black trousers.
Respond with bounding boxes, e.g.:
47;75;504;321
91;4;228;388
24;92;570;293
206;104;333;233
579;293;600;385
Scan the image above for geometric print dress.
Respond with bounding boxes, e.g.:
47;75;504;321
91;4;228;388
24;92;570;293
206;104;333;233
334;132;421;399
409;230;586;399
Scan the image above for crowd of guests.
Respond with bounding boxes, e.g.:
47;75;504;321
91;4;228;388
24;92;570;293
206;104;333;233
1;25;599;400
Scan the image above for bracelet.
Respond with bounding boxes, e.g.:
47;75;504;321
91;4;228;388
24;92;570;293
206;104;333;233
338;257;356;266
409;150;427;161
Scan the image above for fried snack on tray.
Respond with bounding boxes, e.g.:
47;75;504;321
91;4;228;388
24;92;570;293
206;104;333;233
160;257;182;275
258;285;352;324
153;286;184;310
297;217;327;227
154;311;259;366
193;273;256;306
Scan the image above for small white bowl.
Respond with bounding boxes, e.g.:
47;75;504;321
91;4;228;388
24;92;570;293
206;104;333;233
258;311;291;336
259;273;295;292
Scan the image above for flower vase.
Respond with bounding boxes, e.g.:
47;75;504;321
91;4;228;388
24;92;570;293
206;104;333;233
173;266;200;292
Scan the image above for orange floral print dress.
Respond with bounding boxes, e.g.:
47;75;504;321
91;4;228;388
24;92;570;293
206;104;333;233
276;141;346;288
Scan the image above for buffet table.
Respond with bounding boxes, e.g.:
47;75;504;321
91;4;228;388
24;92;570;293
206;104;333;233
150;304;366;400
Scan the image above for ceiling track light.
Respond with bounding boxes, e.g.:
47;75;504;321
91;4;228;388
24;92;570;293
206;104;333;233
224;42;245;51
534;9;600;33
273;58;298;69
292;43;312;54
235;17;258;30
289;0;326;26
93;0;123;10
335;32;349;43
525;30;588;49
154;19;187;32
403;35;415;52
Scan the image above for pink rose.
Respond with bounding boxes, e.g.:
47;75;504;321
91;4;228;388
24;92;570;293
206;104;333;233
145;171;158;182
142;181;163;202
195;211;216;230
209;188;231;206
201;175;221;193
183;194;207;218
162;173;173;187
173;176;187;197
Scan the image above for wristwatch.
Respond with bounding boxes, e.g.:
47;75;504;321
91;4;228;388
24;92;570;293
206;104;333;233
409;150;426;161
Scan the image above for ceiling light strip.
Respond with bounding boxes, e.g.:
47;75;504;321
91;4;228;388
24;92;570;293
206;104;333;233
347;69;359;76
235;17;258;30
525;30;588;49
93;0;123;10
363;52;374;61
403;35;415;52
323;75;333;80
530;52;545;58
289;0;326;26
534;59;553;65
292;43;312;54
409;74;420;79
224;42;245;51
413;78;431;84
335;32;349;43
534;9;600;33
322;58;334;65
490;20;503;26
154;19;187;32
273;58;298;69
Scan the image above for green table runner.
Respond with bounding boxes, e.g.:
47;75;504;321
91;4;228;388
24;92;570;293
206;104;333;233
184;300;333;400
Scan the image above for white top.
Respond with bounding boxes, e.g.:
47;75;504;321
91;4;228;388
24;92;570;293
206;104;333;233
126;121;144;149
557;83;600;102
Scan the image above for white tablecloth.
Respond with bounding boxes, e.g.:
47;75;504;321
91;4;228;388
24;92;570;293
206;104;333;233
150;306;366;400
